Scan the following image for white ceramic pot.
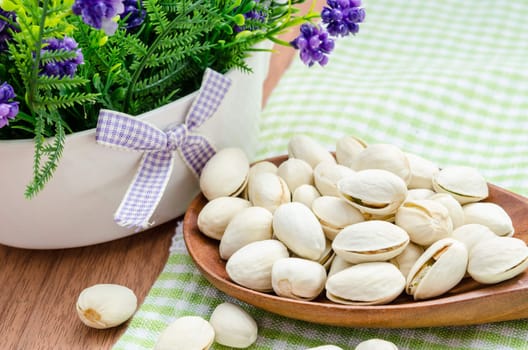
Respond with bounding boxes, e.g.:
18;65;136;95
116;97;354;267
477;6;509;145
0;48;271;249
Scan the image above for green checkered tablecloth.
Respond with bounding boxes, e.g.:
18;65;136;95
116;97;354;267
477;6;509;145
113;1;528;349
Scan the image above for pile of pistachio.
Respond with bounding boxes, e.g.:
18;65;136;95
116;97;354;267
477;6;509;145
197;135;528;305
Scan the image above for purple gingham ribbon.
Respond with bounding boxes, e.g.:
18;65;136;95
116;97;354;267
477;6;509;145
95;68;231;229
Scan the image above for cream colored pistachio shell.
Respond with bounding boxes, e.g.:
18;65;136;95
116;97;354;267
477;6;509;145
332;221;409;264
430;193;465;229
273;202;326;260
318;238;335;269
154;316;215;350
406;188;436;201
463;202;514;237
226;239;289;292
328;255;354;278
311;196;364;240
468;237;528;284
307;345;344;350
197;197;251;240
292;184;321;208
395;199;453;246
287;135;336;168
355;338;398;350
313;161;356;197
209;302;258;349
452;224;497;252
390;242;425;278
337;169;408;216
200;147;249;200
335;135;367;167
405;152;439;190
432;166;488;204
350;144;411;185
277;158;314;192
76;284;137;329
243;161;278;199
248;172;291;213
271;257;327;301
326;262;405;305
406;238;468;300
219;206;273;260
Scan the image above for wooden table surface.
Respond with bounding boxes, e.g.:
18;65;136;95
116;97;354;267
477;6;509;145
0;4;320;349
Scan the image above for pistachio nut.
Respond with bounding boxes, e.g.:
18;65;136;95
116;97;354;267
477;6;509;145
248;172;291;213
311;196;364;240
154;316;215;350
327;255;354;278
326;262;405;305
406;188;436;201
355;338;398;350
332;220;409;264
452;224;497;253
273;202;326;260
430;193;465;229
271;257;327;301
292;184;321;208
337;169;408;216
226;239;289;292
395;199;453;246
197;197;251;240
468;237;528;284
288;134;336;168
200;147;249;201
219;206;274;260
405;152;439;190
432;166;488;204
406;238;468;300
209;302;258;349
350;143;411;185
277;158;314;192
243;161;278;199
335;134;367;167
313;161;356;197
463;202;514;237
390;242;425;278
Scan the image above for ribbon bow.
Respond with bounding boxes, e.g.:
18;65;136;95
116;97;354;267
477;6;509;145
95;68;232;229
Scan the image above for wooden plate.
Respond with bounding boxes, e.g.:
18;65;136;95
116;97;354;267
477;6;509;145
183;155;528;328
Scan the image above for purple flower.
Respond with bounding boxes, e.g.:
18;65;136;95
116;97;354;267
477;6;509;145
72;0;125;35
0;82;19;128
234;0;267;33
291;23;335;67
321;0;365;37
0;10;18;52
121;0;145;29
40;37;84;78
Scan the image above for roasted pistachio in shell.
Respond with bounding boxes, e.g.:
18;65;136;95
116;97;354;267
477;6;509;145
335;134;367;167
199;147;249;200
311;196;364;241
154;315;215;350
209;302;258;349
248;172;291;213
432;166;488;204
355;338;398;350
390;242;425;278
405;152;439;190
197;197;251;240
468;237;528;284
292;184;321;208
337;169;408;216
277;158;314;192
452;224;497;252
332;220;409;264
326;262;405;305
271;257;327;301
406;188;435;201
328;255;354;278
406;238;468;300
350;143;411;185
430;193;465;229
463;202;514;237
243;161;278;199
313;161;356;197
288;134;336;168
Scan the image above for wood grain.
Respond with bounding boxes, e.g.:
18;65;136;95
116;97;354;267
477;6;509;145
183;155;528;328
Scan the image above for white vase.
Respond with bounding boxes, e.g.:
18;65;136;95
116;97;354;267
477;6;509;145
0;48;271;249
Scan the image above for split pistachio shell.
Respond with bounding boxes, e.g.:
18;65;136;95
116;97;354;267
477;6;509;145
154;316;215;350
326;262;405;305
248;172;291;213
311;196;364;240
317;238;336;269
406;189;435;201
243;161;278;199
337;169;408;216
332;220;409;264
468;237;528;284
288;135;336;168
200;147;249;200
219;206;273;260
350;144;411;185
76;284;137;329
292;184;321;208
406;238;468;300
271;257;327;301
390;242;425;278
355;339;398;350
432;166;488;204
463;202;514;237
277;158;314;192
395;199;453;246
209;302;258;349
452;224;497;252
405;152;439;190
197;197;251;240
335;135;367;167
430;193;465;229
328;255;354;278
307;346;344;350
313;161;356;197
226;239;289;292
273;202;326;260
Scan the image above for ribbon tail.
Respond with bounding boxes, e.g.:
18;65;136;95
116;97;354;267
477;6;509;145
114;150;174;230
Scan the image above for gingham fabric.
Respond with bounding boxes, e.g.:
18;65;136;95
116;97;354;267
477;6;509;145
96;68;231;229
113;1;528;349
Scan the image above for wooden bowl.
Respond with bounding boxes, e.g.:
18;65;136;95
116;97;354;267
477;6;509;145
183;155;528;328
